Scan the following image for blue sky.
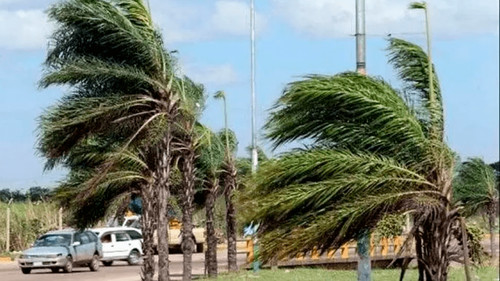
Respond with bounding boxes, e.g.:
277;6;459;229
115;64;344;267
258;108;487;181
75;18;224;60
0;0;498;190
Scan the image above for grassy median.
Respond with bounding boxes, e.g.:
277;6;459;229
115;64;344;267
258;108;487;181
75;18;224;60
200;267;498;281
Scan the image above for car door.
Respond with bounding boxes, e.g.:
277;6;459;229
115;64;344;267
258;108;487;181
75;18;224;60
126;230;143;255
100;232;115;259
72;232;91;262
113;232;132;258
79;232;94;261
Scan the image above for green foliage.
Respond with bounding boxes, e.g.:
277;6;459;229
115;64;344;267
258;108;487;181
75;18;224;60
465;223;486;265
454;158;499;217
241;38;455;262
372;213;406;243
0;202;61;252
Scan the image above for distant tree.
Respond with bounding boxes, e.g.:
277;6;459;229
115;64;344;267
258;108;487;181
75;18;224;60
455;158;499;257
11;190;26;202
27;187;51;202
0;189;11;202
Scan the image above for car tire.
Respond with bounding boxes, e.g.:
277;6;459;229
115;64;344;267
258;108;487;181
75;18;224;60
51;268;60;273
89;254;100;271
196;243;204;253
127;249;140;265
102;261;113;266
63;256;73;273
21;268;31;274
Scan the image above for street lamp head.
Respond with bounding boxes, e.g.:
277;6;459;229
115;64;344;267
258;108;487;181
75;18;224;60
213;90;225;100
409;1;426;10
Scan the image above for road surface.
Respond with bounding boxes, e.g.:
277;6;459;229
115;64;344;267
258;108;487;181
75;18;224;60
0;251;248;281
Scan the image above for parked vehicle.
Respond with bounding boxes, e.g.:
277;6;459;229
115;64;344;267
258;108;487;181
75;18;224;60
18;229;102;274
91;227;143;266
108;215;205;253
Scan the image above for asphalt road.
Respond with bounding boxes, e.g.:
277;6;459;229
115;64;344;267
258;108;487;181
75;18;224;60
0;251;248;281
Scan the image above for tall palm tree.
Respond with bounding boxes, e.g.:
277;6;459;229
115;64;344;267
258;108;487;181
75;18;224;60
455;158;499;257
242;38;462;281
38;1;182;280
196;130;225;277
214;91;239;272
172;77;205;281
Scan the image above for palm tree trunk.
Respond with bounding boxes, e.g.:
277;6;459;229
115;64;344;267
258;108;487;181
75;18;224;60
224;156;238;272
180;144;196;281
141;181;157;281
157;134;172;281
205;180;218;277
415;206;457;281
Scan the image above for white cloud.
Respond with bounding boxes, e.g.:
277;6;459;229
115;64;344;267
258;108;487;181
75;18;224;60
181;63;239;86
151;0;266;43
0;9;52;50
272;0;499;39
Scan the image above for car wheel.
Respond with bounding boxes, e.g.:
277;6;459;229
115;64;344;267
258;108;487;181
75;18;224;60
196;243;204;253
21;268;31;274
127;249;140;265
51;268;60;273
102;261;113;266
63;256;73;273
89;254;100;271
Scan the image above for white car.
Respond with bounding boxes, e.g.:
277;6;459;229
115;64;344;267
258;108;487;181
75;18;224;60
92;227;143;266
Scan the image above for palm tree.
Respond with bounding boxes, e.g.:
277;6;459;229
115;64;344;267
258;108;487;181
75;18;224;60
214;91;239;272
196;130;225;277
38;1;183;280
455;158;499;257
242;38;462;281
172;77;205;281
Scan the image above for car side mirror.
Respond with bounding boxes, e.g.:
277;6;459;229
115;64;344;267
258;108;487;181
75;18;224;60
72;241;81;246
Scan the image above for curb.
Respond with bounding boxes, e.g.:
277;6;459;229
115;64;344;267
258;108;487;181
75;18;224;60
0;257;13;263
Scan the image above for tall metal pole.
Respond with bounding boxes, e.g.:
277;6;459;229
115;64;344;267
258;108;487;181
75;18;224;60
250;0;258;174
355;1;371;281
355;0;366;75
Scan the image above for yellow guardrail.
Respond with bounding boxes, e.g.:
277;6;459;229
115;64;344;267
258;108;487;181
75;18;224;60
244;236;413;264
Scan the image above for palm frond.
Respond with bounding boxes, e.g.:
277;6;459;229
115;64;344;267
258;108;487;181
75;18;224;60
387;38;443;138
265;72;429;165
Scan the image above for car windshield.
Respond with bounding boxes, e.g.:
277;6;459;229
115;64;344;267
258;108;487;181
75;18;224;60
34;234;71;247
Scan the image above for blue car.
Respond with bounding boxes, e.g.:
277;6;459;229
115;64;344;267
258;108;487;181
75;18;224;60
18;229;103;274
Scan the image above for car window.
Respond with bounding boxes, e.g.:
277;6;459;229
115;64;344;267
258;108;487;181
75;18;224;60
126;230;142;240
115;232;130;242
101;233;112;244
80;233;90;244
74;233;82;243
85;231;97;242
34;234;71;247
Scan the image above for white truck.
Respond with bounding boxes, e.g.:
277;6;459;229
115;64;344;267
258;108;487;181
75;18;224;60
111;215;205;253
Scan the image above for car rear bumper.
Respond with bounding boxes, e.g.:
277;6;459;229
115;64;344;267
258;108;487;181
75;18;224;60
18;257;67;268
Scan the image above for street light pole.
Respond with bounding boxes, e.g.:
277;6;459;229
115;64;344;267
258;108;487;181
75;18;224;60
250;0;258;174
355;1;371;281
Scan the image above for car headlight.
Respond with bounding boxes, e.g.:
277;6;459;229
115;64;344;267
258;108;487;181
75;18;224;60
57;253;63;257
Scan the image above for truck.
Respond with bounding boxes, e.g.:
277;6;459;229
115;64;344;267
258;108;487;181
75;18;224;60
109;215;205;253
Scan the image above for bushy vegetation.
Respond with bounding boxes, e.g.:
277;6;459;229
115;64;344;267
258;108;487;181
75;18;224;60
0;201;60;252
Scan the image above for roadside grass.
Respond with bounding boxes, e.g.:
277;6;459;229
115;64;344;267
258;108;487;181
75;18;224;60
200;267;499;281
0;202;60;252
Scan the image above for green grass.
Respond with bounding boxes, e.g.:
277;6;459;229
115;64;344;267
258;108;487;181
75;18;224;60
201;267;499;281
0;202;61;252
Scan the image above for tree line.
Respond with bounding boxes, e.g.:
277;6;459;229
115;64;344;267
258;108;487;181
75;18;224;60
0;187;52;203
